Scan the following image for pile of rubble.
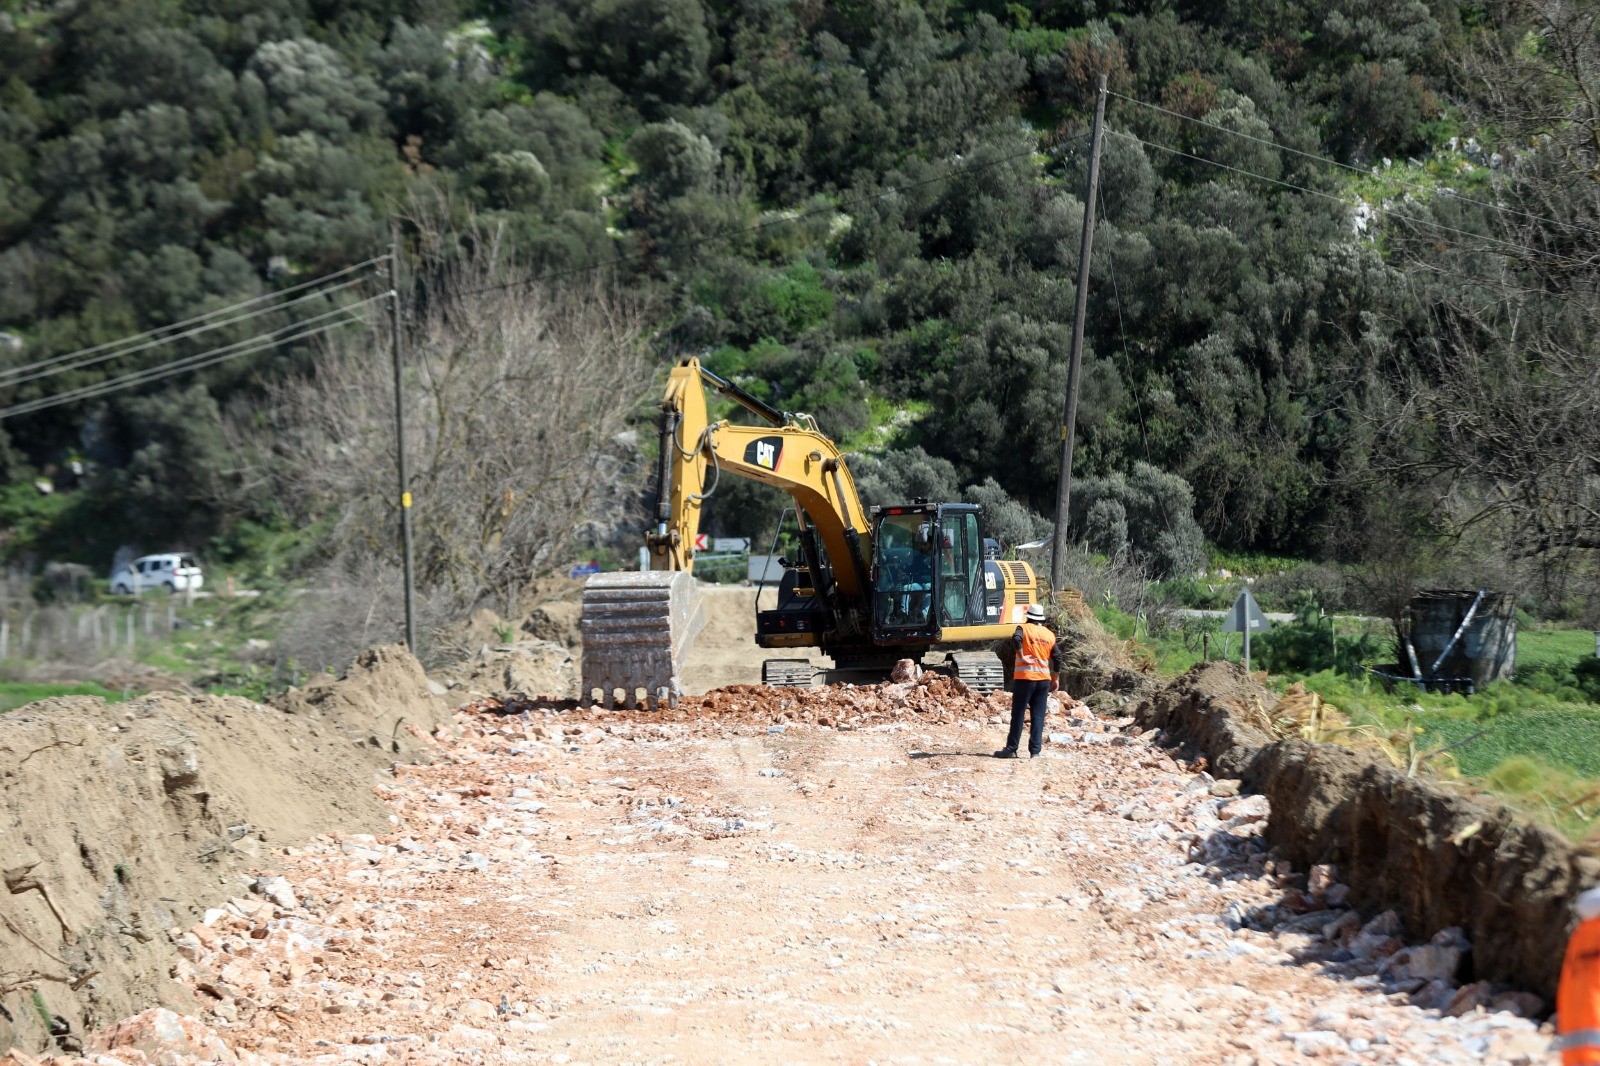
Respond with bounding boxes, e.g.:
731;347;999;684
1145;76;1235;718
487;671;1094;732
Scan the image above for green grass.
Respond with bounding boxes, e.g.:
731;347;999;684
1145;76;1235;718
0;681;130;713
1287;668;1600;838
1203;549;1305;577
1296;672;1600;778
1517;626;1595;675
1093;605;1214;674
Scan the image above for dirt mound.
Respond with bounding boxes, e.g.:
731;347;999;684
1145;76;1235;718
1055;614;1157;701
0;646;454;1057
1133;658;1600;1000
521;600;581;651
273;644;452;759
442;640;577;700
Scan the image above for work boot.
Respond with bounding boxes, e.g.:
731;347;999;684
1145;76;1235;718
993;747;1018;759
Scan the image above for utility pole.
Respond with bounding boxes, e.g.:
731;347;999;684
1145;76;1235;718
389;231;417;652
1050;73;1108;596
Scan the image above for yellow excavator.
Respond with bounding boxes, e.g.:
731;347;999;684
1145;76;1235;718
579;357;1043;707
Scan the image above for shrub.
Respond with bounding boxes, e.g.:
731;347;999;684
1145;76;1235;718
1072;463;1204;578
1255;594;1385;676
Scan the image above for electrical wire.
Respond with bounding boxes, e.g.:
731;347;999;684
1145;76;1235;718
0;313;364;421
0;256;388;381
1109;128;1586;266
1107;90;1600;241
0;296;383;421
0;276;372;387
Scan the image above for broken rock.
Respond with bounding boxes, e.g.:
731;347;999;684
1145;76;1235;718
251;875;297;912
92;1007;239;1064
890;659;922;683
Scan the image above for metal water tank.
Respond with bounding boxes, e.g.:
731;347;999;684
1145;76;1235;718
1407;589;1516;689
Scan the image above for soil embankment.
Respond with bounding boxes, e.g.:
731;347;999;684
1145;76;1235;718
0;646;450;1054
1129;660;1600;1001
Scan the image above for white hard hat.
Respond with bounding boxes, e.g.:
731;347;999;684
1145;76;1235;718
1025;603;1047;623
1578;885;1600;921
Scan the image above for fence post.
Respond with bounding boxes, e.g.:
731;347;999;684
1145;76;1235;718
1;617;8;660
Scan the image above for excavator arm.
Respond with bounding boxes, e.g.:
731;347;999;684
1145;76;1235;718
645;358;872;598
581;357;872;708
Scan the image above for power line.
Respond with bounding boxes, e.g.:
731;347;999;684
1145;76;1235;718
460;139;1081;298
1110;128;1585;266
0;256;388;382
0;276;372;388
1107;89;1600;241
0;310;367;421
0;297;383;421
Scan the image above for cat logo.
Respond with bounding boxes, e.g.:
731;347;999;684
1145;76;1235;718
744;435;785;472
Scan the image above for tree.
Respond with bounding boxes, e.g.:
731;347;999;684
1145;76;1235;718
1071;463;1205;577
227;210;651;663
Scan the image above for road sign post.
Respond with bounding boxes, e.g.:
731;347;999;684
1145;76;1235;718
1221;587;1271;672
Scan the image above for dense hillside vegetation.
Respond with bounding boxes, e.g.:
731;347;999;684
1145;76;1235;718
1;0;1596;619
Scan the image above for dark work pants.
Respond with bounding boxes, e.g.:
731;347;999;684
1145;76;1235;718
1006;679;1051;756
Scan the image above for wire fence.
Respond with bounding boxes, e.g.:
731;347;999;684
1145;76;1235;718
0;600;181;664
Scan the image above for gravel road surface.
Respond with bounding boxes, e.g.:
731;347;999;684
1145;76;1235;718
40;686;1555;1065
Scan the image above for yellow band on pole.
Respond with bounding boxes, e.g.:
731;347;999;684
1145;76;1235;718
1060;426;1069;441
402;491;412;508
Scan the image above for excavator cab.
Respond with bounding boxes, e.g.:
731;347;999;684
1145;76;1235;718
869;503;993;642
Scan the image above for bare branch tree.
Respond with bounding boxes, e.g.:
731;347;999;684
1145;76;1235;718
226;202;654;666
1353;0;1600;620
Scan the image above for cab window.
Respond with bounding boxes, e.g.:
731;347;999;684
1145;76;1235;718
872;513;935;629
937;512;981;626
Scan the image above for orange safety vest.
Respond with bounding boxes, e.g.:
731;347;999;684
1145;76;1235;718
1014;622;1056;682
1561;916;1600;1065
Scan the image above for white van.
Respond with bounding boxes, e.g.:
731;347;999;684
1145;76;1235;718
110;553;204;595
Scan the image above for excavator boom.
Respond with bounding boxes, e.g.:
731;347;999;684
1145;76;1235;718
582;358;872;707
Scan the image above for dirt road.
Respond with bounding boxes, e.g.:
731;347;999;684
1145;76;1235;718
62;688;1554;1066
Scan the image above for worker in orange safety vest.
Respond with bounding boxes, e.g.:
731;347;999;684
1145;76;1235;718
1560;884;1600;1064
994;602;1060;759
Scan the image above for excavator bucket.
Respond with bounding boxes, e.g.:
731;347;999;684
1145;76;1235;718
579;571;706;709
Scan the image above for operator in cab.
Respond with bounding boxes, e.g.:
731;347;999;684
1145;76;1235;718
995;603;1062;759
